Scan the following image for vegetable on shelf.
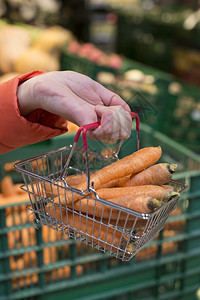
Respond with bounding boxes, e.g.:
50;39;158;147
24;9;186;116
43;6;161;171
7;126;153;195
66;40;123;69
0;176;16;197
0;24;74;74
0;25;31;73
0;176;28;199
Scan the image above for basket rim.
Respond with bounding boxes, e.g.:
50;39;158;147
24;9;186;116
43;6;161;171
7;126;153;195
14;144;111;172
20;179;186;221
14;144;187;220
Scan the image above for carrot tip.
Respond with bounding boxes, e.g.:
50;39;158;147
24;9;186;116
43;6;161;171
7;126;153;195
148;198;163;210
126;242;135;253
168;191;180;200
169;163;178;173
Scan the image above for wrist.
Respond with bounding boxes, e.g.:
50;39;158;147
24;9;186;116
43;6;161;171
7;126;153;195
17;77;39;116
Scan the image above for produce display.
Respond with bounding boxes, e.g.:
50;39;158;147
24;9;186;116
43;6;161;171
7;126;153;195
0;174;85;289
0;21;123;86
97;69;200;151
0;176;28;200
0;22;73;75
116;6;197;73
173;47;200;87
97;69;158;96
135;228;179;261
1;21;199;150
66;40;123;69
135;206;186;261
0;25;31;73
2;194;187;291
60;39;124;80
0;7;199;298
0;120;199;298
0;72;20;83
6;203;83;289
89;0;140;7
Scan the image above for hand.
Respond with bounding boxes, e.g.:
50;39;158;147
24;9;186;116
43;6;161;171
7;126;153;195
17;71;132;142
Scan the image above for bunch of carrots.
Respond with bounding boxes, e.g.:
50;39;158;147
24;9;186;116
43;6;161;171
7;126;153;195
6;206;83;290
43;146;179;253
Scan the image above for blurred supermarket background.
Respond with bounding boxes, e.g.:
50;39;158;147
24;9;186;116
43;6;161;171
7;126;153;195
0;0;200;299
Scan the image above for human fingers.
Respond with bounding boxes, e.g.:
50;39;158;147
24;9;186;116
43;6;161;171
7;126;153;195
31;72;130;130
17;72;98;125
88;105;132;142
61;71;131;113
93;80;131;112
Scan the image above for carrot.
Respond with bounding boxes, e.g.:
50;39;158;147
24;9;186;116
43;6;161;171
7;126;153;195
40;173;87;198
6;212;35;227
161;185;174;192
100;175;130;188
12;273;38;290
74;195;163;220
4;160;19;172
50;147;162;205
7;232;13;249
9;256;24;272
1;176;15;197
42;225;63;243
37;180;65;198
15;183;27;195
135;245;158;261
23;251;37;268
54;184;173;211
165;207;186;231
75;146;162;192
50;264;83;282
43;247;57;265
66;173;87;186
20;228;36;247
123;163;177;187
95;217;148;229
118;195;163;213
93;185;173;201
45;203;135;253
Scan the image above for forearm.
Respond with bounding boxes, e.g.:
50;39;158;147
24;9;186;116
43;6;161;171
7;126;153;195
0;71;68;154
0;70;132;154
17;77;39;116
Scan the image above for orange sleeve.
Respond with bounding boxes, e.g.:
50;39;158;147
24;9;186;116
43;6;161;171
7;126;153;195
0;70;68;154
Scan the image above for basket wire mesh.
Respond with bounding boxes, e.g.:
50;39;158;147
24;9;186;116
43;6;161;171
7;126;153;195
15;118;187;261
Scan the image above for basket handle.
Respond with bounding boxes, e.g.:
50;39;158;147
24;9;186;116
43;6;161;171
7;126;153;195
59;111;139;184
74;112;140;150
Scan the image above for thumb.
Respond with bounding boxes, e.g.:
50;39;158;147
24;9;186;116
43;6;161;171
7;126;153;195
95;104;108;116
94;105;113;126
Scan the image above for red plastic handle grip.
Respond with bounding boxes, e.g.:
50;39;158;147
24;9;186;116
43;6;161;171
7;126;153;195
74;112;139;150
74;121;100;145
130;112;140;132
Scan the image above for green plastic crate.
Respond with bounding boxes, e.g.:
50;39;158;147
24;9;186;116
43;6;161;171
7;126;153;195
99;60;200;152
156;80;200;152
0;124;200;300
114;7;200;151
116;7;200;72
60;52;121;80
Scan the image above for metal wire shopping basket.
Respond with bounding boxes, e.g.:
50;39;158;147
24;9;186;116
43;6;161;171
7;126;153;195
15;113;187;261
